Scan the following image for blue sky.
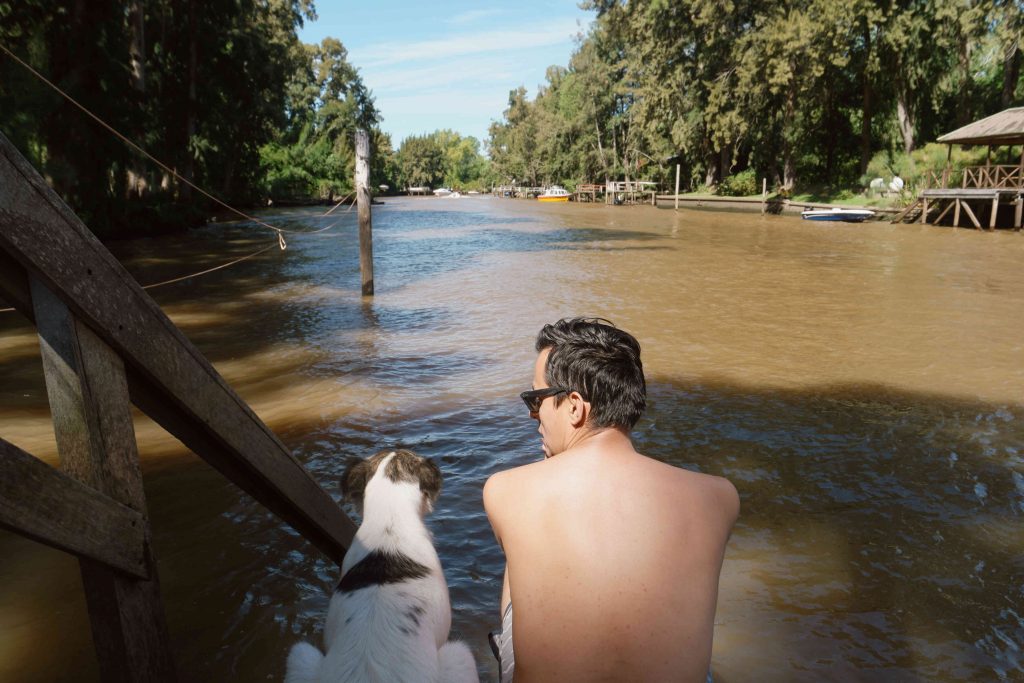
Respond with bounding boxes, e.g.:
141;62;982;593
298;1;595;148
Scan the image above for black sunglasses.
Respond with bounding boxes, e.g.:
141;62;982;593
520;387;569;413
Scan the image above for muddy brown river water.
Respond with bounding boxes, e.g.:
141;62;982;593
1;197;1022;681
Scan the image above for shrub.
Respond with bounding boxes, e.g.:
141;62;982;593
718;168;758;196
862;143;990;194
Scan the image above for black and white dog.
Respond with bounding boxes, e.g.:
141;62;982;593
285;449;478;683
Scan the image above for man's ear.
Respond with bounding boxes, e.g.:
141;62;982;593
568;391;588;428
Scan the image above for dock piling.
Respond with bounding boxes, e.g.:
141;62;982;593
355;129;374;296
674;165;680;211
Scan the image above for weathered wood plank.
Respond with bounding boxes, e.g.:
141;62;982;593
0;132;355;562
934;199;955;226
32;278;177;682
0;437;147;578
960;200;982;229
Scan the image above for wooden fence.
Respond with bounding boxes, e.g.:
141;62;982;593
962;164;1024;189
0;131;357;680
925;165;1024;190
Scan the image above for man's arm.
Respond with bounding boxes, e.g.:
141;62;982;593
484;472;511;615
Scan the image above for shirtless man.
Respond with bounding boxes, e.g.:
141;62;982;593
484;318;739;682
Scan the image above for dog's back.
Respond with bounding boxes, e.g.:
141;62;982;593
285;450;477;683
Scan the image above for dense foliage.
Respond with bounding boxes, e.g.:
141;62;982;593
488;0;1023;195
396;130;490;190
0;0;383;236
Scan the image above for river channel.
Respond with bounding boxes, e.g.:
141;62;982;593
1;196;1022;681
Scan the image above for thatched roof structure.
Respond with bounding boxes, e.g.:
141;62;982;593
937;107;1024;146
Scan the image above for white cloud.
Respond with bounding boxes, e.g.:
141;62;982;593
353;20;582;67
363;56;518;94
446;8;506;25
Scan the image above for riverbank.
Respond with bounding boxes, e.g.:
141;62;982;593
655;192;903;218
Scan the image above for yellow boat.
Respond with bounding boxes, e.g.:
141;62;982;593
537;186;570;202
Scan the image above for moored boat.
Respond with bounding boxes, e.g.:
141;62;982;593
538;186;570;202
801;207;875;222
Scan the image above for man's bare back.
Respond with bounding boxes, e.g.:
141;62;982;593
485;321;739;682
486;433;737;681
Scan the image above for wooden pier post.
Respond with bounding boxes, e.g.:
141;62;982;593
674;164;680;211
761;178;767;215
1014;195;1022;229
355;129;374;296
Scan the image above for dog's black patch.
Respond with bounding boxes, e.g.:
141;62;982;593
336;550;431;594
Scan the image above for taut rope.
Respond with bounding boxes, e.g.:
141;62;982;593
0;44;364;313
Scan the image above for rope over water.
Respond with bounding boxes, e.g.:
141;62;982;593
0;43;362;313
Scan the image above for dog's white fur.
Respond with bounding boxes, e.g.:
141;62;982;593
285;451;478;683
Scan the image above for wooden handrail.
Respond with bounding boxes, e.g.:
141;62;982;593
961;164;1024;189
0;130;359;678
0;134;355;562
0;437;148;578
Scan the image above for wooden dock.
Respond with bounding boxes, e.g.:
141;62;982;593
491;181;661;205
491;185;544;198
895;184;1023;230
896;108;1024;230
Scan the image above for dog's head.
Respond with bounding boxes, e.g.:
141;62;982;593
342;449;442;516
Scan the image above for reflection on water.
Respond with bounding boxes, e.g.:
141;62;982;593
1;198;1023;681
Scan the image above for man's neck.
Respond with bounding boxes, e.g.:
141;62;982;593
559;425;636;458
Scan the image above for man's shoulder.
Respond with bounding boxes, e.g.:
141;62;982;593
675;467;741;526
637;456;740;524
483;459;548;507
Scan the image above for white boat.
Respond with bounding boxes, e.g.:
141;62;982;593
444;191;462;198
538;186;570;202
432;188;452;197
801;207;875;222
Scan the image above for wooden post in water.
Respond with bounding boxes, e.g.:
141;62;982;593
674;164;680;211
761;178;767;215
355;129;374;296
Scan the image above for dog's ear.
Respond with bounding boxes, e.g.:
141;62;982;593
342;457;372;505
418;457;442;511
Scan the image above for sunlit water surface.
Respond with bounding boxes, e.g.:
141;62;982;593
1;197;1022;681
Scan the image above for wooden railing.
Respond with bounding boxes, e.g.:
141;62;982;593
606;180;659;192
962;164;1024;189
0;132;357;681
924;168;960;189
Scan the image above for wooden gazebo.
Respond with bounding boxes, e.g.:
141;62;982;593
899;107;1024;229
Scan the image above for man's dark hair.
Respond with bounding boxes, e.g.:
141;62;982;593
535;317;646;430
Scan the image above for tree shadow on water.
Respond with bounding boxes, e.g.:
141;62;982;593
637;377;1024;681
